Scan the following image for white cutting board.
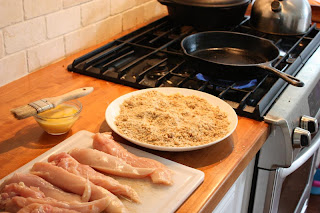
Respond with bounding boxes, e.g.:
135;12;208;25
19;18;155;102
0;130;204;213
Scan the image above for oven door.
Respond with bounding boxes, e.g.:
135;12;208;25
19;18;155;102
269;130;320;213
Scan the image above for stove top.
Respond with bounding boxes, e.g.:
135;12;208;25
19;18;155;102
68;16;320;120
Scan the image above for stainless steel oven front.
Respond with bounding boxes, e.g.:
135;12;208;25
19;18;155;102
253;131;320;213
272;132;320;213
250;45;320;213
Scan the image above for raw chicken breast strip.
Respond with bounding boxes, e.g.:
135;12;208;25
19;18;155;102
69;148;155;178
0;173;82;203
1;182;45;211
0;183;45;200
30;162;127;213
18;203;80;213
5;196;109;213
0;182;109;213
48;152;140;203
93;133;173;185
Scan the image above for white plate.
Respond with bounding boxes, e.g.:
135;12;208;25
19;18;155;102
106;87;238;152
0;130;204;213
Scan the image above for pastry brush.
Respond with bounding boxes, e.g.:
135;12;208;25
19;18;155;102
11;87;94;120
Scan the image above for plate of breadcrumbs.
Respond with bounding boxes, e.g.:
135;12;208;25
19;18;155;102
106;87;238;151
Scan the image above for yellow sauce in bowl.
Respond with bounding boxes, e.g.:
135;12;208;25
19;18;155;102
34;101;81;135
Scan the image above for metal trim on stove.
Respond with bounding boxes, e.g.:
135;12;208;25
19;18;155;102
263;116;293;168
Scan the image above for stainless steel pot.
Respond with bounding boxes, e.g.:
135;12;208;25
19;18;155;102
158;0;250;30
250;0;312;35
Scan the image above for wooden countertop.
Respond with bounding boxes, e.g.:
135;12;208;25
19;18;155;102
2;3;320;211
0;19;270;213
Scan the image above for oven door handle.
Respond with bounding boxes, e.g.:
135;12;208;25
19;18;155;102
280;130;320;178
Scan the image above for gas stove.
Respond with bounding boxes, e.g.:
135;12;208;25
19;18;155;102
68;16;320;212
68;16;320;121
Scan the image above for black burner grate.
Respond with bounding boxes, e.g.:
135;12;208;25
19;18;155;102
68;16;320;120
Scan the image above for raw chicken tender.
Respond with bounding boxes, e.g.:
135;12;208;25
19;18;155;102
0;173;82;203
30;162;128;213
18;203;80;213
4;196;109;213
69;148;155;179
48;152;140;203
0;182;109;213
93;133;173;185
1;183;45;200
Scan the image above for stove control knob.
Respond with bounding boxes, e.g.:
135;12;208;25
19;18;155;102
293;127;311;148
300;115;318;134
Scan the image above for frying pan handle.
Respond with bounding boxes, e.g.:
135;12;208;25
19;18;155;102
258;64;304;87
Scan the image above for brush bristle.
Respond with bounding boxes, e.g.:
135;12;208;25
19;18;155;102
11;105;38;120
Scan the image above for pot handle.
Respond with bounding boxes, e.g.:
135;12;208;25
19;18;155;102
257;64;304;87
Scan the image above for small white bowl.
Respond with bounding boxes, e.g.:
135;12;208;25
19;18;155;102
34;100;82;135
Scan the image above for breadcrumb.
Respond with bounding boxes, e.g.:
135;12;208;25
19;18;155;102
115;91;230;147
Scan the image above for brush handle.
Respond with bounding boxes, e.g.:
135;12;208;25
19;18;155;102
47;87;94;106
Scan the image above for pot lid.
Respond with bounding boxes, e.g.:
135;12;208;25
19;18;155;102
170;0;250;7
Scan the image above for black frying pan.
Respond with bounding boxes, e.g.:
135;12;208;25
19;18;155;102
181;31;304;87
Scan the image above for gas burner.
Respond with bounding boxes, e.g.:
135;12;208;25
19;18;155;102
233;79;258;90
182;79;205;90
145;61;169;80
146;68;168;80
172;64;195;77
196;73;258;90
161;75;185;87
195;73;210;81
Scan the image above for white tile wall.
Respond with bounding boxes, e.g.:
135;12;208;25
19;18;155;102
144;0;167;22
95;14;122;44
3;17;46;54
46;6;81;39
123;6;145;31
0;31;4;59
0;0;23;28
81;0;110;26
136;0;153;5
65;24;97;55
0;52;28;86
24;0;62;20
27;37;65;72
110;0;135;15
0;0;168;87
63;0;91;9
